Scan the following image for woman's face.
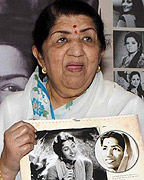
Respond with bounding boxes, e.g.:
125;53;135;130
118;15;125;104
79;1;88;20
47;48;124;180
131;74;141;88
122;0;133;13
102;137;124;171
36;14;103;98
0;45;29;104
125;37;139;54
62;139;78;161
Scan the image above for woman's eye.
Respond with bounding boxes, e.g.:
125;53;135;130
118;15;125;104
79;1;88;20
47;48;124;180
83;36;92;42
113;147;121;152
63;147;69;152
128;0;132;3
71;143;76;148
102;147;107;151
57;37;67;43
1;85;22;92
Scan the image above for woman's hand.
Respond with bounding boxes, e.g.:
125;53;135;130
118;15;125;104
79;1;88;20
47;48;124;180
138;54;144;68
131;88;137;94
63;169;74;180
0;121;37;180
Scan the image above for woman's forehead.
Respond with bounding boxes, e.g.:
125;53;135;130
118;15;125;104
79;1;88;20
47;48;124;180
51;14;95;31
62;139;74;146
126;37;137;41
103;137;119;145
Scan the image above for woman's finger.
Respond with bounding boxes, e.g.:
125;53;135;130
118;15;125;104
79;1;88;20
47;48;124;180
19;143;35;157
16;132;37;147
11;124;36;139
9;121;37;133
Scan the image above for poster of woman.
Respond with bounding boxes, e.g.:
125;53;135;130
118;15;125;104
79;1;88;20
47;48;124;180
29;127;107;180
20;116;144;180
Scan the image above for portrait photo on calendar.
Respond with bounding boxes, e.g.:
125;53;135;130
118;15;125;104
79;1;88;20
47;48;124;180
95;130;139;173
27;127;107;180
20;116;144;180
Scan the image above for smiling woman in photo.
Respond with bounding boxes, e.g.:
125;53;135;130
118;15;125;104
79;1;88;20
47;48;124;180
101;132;125;172
127;71;144;99
46;132;93;180
116;0;144;27
96;131;139;173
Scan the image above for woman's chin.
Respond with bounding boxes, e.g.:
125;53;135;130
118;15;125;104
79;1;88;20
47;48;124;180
68;155;77;161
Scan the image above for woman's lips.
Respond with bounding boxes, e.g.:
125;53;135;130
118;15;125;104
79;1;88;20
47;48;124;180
123;7;129;12
105;159;115;164
66;63;84;72
70;153;76;157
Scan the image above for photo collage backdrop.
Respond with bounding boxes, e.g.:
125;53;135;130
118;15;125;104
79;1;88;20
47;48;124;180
113;0;144;101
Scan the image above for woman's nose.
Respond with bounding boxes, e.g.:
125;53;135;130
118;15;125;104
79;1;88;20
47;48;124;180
122;2;127;6
69;148;75;154
106;149;113;157
67;40;84;57
128;44;132;47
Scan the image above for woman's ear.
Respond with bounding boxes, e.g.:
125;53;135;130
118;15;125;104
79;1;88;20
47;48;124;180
138;43;141;49
98;49;105;64
32;45;46;69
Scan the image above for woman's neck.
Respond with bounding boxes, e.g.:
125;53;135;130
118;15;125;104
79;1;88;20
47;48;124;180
62;158;76;167
46;82;82;110
128;51;137;57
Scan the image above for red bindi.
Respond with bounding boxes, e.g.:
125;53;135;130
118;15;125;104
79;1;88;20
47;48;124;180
74;30;77;34
73;25;77;28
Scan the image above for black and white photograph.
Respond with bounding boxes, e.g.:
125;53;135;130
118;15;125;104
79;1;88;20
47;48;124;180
0;0;49;104
29;128;107;180
114;70;144;100
113;30;144;68
113;0;144;27
20;117;144;180
95;130;139;173
0;20;37;104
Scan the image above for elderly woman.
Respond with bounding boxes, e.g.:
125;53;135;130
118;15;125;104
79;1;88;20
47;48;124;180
0;0;144;179
47;132;93;180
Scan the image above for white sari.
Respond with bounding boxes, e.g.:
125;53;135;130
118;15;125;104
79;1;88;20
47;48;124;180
0;66;144;180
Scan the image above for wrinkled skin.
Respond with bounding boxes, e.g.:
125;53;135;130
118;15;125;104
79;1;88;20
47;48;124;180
0;121;37;180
